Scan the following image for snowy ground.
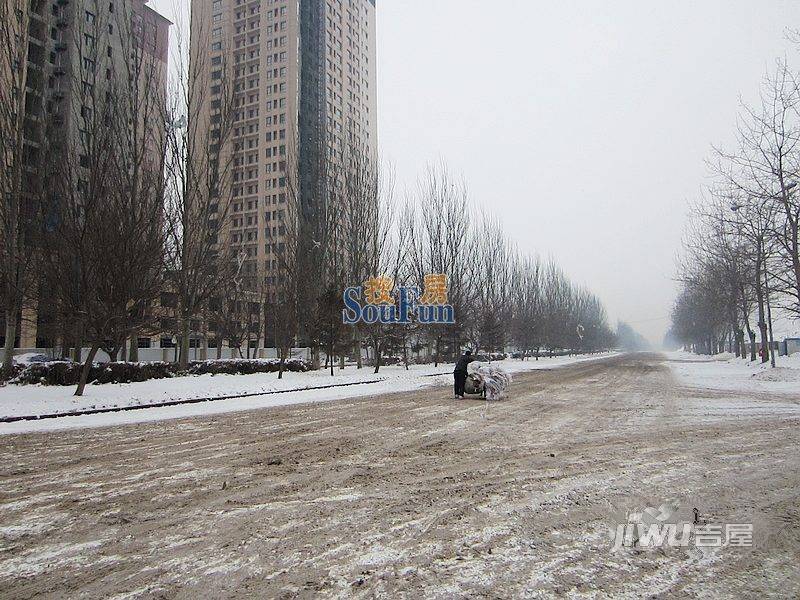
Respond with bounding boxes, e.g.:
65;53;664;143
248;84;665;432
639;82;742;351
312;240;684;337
0;353;616;435
1;354;798;598
667;350;800;394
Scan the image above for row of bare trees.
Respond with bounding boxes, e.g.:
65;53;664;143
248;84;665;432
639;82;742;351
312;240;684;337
399;166;616;365
672;57;800;363
269;155;616;376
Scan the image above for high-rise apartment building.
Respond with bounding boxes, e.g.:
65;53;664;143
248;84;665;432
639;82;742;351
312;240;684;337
12;0;169;181
190;0;377;289
0;0;170;350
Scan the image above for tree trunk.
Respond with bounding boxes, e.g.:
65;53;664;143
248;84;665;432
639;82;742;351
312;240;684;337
75;344;100;396
373;339;381;374
311;345;320;370
736;329;745;360
753;254;770;364
216;338;223;360
129;335;139;363
179;317;190;369
278;348;287;379
757;320;769;363
2;308;18;375
744;325;756;362
355;328;363;369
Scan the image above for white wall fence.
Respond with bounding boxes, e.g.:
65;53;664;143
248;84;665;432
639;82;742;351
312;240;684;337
742;338;800;357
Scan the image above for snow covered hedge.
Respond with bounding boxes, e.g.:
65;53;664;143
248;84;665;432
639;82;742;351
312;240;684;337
187;358;310;376
10;358;311;386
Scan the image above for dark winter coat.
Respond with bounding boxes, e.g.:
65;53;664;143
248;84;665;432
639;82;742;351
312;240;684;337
454;354;475;374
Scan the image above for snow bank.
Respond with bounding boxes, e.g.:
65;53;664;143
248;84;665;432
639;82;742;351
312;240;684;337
751;367;800;383
668;351;800;394
0;353;617;435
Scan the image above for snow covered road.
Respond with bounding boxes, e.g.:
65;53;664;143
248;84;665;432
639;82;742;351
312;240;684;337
0;353;616;434
0;353;798;598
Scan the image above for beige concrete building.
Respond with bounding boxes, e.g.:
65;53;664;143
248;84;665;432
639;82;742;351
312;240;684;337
190;0;378;293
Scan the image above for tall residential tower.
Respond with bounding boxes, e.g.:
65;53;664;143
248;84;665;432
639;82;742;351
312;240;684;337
190;0;377;289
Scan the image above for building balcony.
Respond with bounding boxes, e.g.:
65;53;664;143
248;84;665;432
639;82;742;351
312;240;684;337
28;22;47;42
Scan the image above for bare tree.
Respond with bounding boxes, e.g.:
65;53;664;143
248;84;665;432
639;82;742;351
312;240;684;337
510;255;544;359
39;0;169;395
681;195;761;360
163;13;239;369
471;216;514;354
713;60;800;324
337;141;395;373
408;164;474;365
539;261;575;356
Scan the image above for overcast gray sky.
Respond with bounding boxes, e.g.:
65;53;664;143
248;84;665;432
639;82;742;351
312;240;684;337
376;0;800;344
152;0;800;343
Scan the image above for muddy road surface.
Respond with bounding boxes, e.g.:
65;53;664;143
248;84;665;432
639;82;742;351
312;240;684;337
1;353;799;598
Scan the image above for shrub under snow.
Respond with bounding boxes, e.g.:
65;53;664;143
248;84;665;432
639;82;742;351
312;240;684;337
10;358;312;387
